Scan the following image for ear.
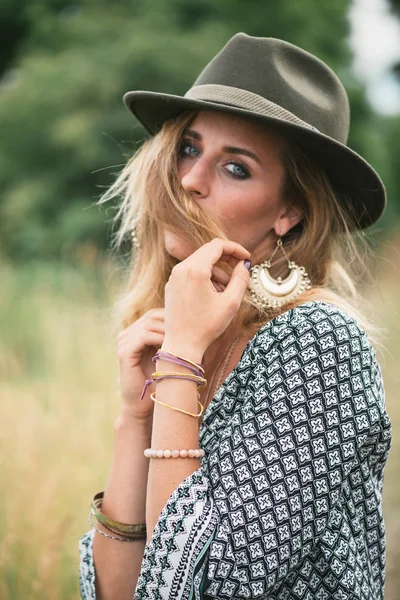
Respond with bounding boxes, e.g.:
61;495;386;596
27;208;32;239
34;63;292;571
273;204;303;236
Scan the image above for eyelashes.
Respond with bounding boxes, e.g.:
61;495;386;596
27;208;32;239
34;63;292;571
224;162;250;179
179;141;251;180
180;141;199;159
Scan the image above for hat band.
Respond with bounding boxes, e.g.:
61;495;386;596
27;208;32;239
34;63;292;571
185;84;319;133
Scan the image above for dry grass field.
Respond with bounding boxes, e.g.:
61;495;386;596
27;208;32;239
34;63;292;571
1;235;399;599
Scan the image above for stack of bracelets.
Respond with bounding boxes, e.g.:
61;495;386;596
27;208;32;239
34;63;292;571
89;492;147;542
89;349;207;542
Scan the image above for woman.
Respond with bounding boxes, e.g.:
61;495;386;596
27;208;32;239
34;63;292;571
79;33;392;599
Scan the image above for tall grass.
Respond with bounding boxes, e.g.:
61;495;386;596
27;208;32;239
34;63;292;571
0;254;122;599
1;234;400;599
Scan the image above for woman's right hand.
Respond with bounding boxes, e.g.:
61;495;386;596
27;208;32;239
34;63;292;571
116;308;165;422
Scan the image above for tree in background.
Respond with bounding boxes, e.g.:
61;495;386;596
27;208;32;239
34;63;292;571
0;0;398;261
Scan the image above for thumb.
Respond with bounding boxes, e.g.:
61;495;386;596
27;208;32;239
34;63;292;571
224;259;251;303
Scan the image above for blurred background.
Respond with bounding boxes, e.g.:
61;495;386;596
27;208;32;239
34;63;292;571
1;0;399;598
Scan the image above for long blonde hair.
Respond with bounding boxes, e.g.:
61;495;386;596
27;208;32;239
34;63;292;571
98;110;379;342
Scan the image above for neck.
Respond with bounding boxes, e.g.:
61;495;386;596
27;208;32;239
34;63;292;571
202;319;240;373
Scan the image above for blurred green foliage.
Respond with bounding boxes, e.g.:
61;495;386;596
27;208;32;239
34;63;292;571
0;0;399;262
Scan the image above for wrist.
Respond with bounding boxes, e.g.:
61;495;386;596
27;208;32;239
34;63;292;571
161;339;205;364
114;407;153;435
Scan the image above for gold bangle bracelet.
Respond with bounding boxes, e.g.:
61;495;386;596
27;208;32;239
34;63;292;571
88;513;145;543
91;492;146;536
90;507;146;540
150;392;204;418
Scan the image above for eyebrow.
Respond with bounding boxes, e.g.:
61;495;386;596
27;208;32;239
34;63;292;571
184;129;261;165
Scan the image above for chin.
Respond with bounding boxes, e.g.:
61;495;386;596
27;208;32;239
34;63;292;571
164;230;196;261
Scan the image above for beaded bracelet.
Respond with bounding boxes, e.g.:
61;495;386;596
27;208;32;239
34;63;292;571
144;448;205;458
150;391;204;418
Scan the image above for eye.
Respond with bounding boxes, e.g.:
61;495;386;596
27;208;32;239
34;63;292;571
180;141;199;158
225;162;250;180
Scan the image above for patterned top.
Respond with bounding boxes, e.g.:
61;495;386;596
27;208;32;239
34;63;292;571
79;301;392;600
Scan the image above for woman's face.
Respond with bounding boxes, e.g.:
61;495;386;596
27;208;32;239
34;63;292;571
164;110;302;262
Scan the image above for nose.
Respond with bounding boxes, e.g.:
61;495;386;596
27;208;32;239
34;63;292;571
180;157;210;200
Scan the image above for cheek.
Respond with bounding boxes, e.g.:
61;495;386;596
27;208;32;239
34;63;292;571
164;230;196;260
177;161;186;179
220;181;280;224
178;159;197;183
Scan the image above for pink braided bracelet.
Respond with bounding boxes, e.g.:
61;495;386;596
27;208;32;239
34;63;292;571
152;350;205;376
140;350;206;401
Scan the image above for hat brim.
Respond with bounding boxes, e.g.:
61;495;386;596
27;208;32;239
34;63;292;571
123;90;386;230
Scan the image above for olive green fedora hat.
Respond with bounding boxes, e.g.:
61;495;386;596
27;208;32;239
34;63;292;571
123;33;386;230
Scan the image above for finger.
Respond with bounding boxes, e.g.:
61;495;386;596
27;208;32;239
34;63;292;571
147;321;165;334
117;310;165;339
223;259;251;304
216;255;247;272
118;331;165;359
140;331;165;348
117;321;165;349
217;256;238;269
211;265;231;286
211;280;225;292
148;308;166;321
188;239;250;273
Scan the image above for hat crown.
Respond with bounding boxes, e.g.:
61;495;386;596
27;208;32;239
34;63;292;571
193;33;350;144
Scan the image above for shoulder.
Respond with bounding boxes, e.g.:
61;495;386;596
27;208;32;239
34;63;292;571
246;300;383;399
250;300;374;358
244;300;387;419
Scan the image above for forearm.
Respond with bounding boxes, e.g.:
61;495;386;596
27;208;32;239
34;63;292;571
92;409;152;600
146;345;204;539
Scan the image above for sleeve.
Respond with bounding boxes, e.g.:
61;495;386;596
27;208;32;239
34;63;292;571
131;304;390;599
79;529;96;599
134;470;218;599
77;473;218;600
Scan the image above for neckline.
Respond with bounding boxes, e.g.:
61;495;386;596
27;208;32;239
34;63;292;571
199;300;332;431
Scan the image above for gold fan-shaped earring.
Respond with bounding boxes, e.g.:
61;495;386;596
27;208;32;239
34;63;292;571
249;238;311;310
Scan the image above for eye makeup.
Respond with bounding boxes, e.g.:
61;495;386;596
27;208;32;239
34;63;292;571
180;137;252;180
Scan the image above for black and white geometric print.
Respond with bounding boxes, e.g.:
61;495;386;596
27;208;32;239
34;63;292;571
79;301;392;600
79;530;95;600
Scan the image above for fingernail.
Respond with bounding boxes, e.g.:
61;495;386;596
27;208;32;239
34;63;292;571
244;259;251;270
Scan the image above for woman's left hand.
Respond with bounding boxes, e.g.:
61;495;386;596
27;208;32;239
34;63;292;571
162;238;251;359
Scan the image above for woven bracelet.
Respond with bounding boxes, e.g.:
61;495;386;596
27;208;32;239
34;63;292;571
141;370;207;400
151;371;207;388
153;349;205;375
